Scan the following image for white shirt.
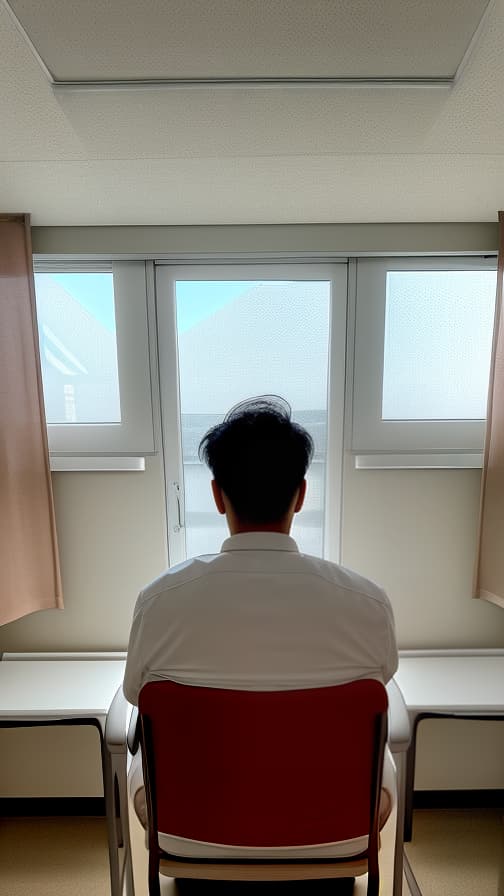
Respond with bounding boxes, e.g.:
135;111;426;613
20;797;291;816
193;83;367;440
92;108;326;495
123;532;398;705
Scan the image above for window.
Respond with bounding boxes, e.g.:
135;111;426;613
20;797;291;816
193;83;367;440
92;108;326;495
157;264;347;564
352;258;497;457
34;262;154;455
35;272;121;424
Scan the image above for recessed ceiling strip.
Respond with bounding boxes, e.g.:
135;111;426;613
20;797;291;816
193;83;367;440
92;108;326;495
51;76;453;92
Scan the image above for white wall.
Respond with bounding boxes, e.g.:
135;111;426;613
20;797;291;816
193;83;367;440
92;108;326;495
342;463;503;649
1;456;167;651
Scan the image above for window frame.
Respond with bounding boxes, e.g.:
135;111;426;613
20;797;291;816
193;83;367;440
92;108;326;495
352;255;497;457
33;260;155;456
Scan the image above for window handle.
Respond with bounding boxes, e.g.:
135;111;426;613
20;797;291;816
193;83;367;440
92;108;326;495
172;481;185;532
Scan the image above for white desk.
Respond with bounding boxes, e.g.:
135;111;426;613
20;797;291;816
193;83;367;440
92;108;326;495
0;653;129;896
395;649;504;896
0;655;126;720
395;650;504;718
395;649;504;836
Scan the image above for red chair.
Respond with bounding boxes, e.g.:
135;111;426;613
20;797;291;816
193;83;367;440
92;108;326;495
138;679;389;896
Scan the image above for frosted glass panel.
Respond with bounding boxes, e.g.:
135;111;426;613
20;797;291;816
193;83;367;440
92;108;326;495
176;280;330;558
382;271;496;421
34;273;121;424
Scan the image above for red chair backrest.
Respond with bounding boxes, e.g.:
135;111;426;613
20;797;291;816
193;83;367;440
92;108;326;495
139;679;388;848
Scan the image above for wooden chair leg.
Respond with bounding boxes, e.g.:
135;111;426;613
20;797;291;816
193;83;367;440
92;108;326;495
366;869;380;896
148;848;161;896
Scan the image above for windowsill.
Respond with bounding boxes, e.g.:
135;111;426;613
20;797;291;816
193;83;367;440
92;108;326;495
49;456;146;472
354;453;483;470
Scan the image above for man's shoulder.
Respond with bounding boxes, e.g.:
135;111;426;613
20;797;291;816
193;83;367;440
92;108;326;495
136;553;220;608
298;553;390;606
134;547;391;616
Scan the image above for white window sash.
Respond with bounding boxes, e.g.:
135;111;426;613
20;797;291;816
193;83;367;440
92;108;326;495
34;261;155;456
352;256;497;454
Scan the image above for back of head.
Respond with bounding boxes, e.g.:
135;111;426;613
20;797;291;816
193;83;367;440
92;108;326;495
199;396;314;524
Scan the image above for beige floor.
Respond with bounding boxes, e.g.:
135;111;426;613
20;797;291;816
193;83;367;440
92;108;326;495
0;815;110;896
0;807;502;896
0;806;405;896
404;808;503;896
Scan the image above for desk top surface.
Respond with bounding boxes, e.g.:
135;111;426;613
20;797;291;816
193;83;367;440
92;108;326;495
395;654;504;713
2;652;503;720
0;659;126;719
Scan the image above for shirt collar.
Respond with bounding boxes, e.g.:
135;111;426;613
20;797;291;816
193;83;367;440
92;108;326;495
220;532;299;553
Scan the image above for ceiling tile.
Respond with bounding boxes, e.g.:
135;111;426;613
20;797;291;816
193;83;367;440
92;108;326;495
7;0;491;81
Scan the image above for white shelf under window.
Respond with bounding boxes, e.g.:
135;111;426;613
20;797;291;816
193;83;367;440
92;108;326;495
354;452;483;470
50;456;145;472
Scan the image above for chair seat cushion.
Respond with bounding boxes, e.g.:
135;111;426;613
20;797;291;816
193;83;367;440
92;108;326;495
157;830;369;859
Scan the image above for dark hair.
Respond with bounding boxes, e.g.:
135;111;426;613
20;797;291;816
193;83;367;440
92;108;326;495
198;396;314;523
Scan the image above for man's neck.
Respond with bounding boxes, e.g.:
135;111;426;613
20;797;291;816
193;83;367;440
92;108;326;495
229;520;292;535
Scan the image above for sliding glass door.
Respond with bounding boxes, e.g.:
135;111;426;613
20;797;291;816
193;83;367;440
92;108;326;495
156;263;347;566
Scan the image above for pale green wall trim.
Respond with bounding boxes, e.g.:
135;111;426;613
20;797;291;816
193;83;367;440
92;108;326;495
31;222;499;258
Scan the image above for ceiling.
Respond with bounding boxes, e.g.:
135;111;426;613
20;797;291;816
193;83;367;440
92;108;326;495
0;0;503;226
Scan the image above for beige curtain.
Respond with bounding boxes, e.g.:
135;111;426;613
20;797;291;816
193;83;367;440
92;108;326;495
0;214;63;624
474;211;504;607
